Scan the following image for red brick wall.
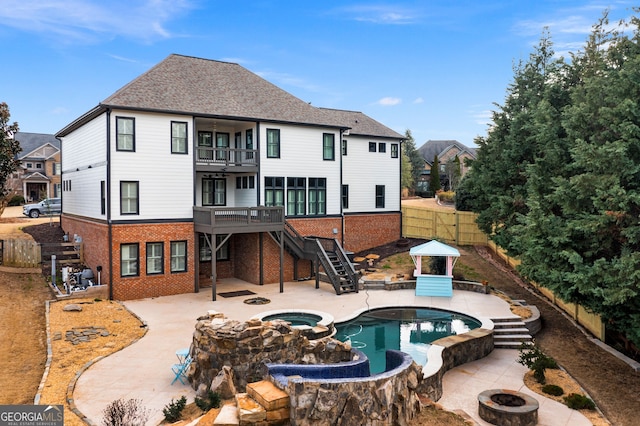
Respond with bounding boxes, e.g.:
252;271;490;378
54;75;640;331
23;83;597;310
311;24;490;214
110;223;195;300
60;215;110;285
62;215;196;300
344;213;402;253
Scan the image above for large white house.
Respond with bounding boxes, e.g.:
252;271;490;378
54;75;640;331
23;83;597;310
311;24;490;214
56;54;403;300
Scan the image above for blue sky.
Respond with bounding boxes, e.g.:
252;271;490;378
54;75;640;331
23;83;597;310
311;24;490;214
1;1;635;148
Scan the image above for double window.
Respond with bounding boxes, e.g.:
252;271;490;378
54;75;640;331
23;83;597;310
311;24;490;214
121;243;139;277
120;181;139;215
171;121;188;154
116;117;135;151
266;129;280;158
323;133;335;160
171;241;187;272
265;177;284;206
203;178;226;206
236;176;255;189
287;177;306;216
146;242;164;275
308;178;326;215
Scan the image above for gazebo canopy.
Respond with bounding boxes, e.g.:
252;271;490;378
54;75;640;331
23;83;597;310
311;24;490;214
409;240;460;258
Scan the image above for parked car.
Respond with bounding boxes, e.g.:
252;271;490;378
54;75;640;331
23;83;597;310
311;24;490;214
23;198;61;218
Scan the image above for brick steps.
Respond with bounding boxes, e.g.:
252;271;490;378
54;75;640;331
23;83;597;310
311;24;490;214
213;380;290;426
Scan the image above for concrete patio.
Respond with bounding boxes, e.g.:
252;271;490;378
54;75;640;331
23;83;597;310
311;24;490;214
72;278;591;425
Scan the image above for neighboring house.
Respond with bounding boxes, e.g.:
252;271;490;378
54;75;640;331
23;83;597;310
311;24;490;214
10;132;61;202
56;54;404;301
416;140;476;193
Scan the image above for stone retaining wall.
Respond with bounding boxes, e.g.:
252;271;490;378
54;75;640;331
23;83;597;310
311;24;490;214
420;327;494;400
275;350;424;426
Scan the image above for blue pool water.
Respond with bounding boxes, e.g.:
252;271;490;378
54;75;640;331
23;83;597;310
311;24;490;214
262;312;322;327
335;307;481;374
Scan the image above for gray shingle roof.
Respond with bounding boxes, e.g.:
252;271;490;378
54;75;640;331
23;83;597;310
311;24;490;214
57;54;401;139
14;132;60;159
318;108;403;139
417;140;476;165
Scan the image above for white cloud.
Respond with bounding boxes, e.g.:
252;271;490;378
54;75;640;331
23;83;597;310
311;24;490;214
413;97;424;104
335;5;419;25
376;97;402;106
0;0;194;44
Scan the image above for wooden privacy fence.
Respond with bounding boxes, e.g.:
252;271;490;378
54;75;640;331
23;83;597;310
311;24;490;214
0;239;83;270
400;203;604;342
0;239;41;268
488;241;605;341
402;206;489;246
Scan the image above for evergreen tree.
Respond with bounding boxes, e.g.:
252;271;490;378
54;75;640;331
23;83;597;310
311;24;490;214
430;155;441;193
466;30;566;253
0;102;21;214
401;129;424;194
516;13;640;346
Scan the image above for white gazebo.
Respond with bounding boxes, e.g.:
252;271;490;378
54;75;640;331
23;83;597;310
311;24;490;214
409;240;460;297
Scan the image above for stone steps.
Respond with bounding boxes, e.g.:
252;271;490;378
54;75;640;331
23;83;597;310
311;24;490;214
491;317;533;349
213;380;290;426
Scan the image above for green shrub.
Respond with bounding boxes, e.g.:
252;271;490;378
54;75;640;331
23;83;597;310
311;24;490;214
437;190;455;203
163;396;187;422
195;390;221;412
517;343;558;384
564;393;595;410
542;384;564;396
8;195;24;206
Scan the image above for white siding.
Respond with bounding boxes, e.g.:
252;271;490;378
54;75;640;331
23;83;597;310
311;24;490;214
342;136;400;213
109;111;193;220
259;124;342;215
60;113;108;218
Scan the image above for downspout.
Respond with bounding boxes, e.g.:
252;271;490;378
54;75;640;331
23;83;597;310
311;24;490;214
106;109;113;300
399;138;404;239
339;129;345;247
192;116;199;294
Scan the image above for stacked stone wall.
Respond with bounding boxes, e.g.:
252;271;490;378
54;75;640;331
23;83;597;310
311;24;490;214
189;313;352;392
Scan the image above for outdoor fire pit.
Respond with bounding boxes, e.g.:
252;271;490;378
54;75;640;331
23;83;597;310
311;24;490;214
478;389;539;426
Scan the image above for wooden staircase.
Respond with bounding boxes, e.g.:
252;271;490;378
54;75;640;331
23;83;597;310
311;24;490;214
213;380;290;425
491;317;533;349
325;250;358;294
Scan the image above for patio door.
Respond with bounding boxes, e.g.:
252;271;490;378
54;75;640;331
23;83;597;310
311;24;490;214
203;178;226;206
216;132;229;161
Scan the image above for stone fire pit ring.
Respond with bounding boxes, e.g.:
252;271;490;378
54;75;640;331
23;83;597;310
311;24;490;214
478;389;539;426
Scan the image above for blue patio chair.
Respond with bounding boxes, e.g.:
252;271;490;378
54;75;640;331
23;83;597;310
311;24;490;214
171;355;192;385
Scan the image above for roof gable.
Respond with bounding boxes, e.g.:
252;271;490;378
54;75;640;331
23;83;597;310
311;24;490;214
417;140;476;165
14;132;60;160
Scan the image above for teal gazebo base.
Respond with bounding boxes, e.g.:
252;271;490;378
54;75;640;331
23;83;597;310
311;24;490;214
415;275;453;297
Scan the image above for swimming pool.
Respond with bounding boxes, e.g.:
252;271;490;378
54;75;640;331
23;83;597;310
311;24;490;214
335;307;481;374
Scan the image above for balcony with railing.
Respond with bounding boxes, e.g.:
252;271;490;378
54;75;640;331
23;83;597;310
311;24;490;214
196;147;258;171
193;206;284;234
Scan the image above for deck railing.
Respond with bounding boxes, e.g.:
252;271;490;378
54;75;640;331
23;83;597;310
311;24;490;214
193;206;284;233
196;147;257;167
